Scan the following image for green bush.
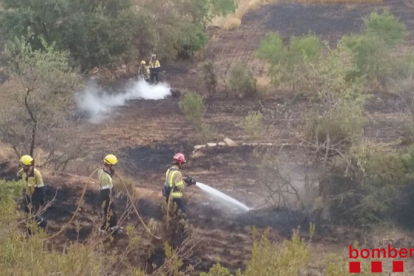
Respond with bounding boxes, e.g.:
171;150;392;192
304;101;367;144
228;62;257;98
203;60;218;97
257;33;320;89
179;92;205;126
201;229;309;276
363;10;406;48
342;10;408;86
238;111;264;140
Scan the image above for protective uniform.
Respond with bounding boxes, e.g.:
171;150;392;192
163;165;186;211
148;55;161;84
138;61;150;81
99;154;118;232
162;153;195;214
17;155;48;233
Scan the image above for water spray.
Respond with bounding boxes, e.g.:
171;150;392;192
195;182;250;212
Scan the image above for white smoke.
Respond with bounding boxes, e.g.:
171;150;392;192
75;79;171;123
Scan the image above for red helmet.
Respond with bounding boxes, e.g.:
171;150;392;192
173;153;186;164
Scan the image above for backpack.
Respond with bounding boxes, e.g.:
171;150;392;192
162;167;177;197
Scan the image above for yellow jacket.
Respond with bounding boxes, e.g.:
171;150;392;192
138;65;150;80
165;165;184;198
98;168;113;190
149;60;160;69
17;168;44;195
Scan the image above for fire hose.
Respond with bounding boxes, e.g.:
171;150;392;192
45;168;161;241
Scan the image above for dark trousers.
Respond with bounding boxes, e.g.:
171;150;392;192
100;188;117;230
165;196;185;214
23;186;47;233
150;72;159;83
23;186;45;214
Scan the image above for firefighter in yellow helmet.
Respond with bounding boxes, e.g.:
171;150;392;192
162;153;196;214
17;155;48;234
138;60;150;82
148;54;161;84
98;154;121;234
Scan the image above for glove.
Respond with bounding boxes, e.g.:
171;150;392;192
184;176;196;186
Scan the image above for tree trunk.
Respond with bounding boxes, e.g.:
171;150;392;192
24;88;37;157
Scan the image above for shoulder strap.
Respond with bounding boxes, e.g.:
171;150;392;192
167;167;178;188
26;168;35;181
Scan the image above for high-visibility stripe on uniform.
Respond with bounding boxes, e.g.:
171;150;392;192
166;167;183;198
149;60;160;68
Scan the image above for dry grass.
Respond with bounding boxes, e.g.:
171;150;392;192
212;0;382;29
0;142;16;161
222;17;242;30
256;76;272;96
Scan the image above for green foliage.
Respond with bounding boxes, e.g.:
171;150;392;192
238;111;264;140
203;60;218;97
200;262;234;276
0;34;80;157
0;179;139;275
179;92;205;125
257;33;320;89
342;10;408;86
179;92;213;142
201;229;309;276
322;142;412;228
0;0;236;71
211;0;238;17
363;10;406;48
228;62;257;98
242;229;309;276
305;101;367;144
0;0;148;71
324;254;385;276
302;44;367;144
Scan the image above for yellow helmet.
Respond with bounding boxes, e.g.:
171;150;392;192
103;154;118;165
20;155;33;166
141;60;146;65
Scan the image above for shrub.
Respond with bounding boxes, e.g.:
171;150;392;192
198;122;214;143
228;62;257;98
201;229;309;276
179;92;205;126
203;60;218;97
304;101;367;144
238;111;264;140
257;33;321;89
363;10;407;48
342;11;408;86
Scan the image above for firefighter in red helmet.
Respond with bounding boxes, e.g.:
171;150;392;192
162;153;196;214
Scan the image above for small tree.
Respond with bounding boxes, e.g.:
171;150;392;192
238;111;264;140
257;33;321;90
228;62;257;98
0;35;80;159
178;92;205;126
203;60;218;97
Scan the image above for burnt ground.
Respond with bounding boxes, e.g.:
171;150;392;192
206;0;414;78
3;0;414;274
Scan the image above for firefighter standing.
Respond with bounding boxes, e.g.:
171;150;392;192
98;154;121;234
138;60;150;82
162;153;196;214
17;155;48;234
148;54;161;84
